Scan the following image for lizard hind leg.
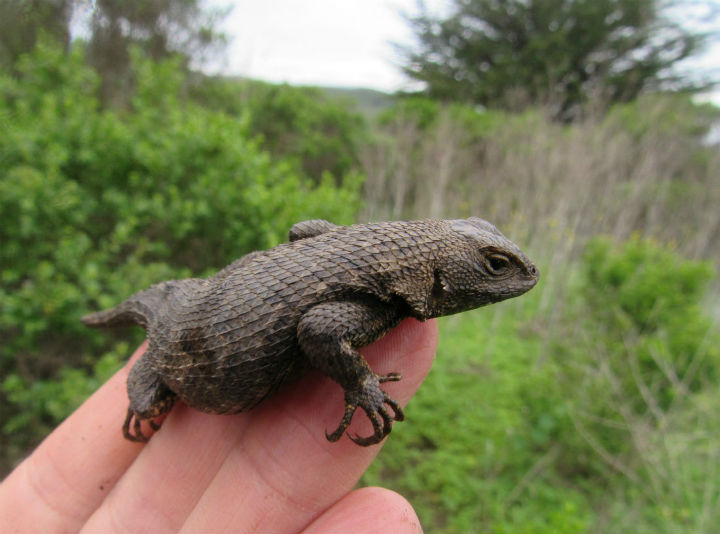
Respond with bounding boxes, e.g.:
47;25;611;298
124;347;177;442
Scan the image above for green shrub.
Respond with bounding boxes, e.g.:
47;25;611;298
559;237;720;531
0;42;361;468
190;77;367;183
579;237;717;411
378;95;515;138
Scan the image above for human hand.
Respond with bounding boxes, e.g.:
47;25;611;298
0;318;437;533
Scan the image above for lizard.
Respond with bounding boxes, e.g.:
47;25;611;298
82;217;539;446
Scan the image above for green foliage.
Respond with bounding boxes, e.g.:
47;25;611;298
401;0;710;119
0;1;228;106
3;350;125;434
582;237;714;333
578;236;717;414
190;77;367;183
607;92;720;140
378;95;513;136
84;0;229;106
0;42;361;467
563;238;720;531
378;96;443;130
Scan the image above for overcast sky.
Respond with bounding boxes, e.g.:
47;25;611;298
214;0;448;91
216;0;719;102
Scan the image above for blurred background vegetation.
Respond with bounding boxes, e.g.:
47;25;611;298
1;0;719;532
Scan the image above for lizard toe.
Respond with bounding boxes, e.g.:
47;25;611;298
379;372;402;383
122;409;150;442
326;402;357;442
339;381;404;446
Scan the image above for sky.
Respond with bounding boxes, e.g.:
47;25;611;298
214;0;720;104
213;0;448;92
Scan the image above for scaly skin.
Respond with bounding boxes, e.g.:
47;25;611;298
82;218;539;445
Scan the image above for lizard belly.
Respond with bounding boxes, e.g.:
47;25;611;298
153;303;306;414
157;334;304;414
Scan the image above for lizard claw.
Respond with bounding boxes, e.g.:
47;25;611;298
379;372;402;383
123;409;150;442
326;373;405;446
122;408;164;442
326;402;357;442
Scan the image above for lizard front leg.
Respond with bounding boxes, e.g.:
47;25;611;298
297;300;406;446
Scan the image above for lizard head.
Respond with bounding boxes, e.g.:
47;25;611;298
425;217;539;317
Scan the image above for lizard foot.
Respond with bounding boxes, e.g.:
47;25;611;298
326;373;405;446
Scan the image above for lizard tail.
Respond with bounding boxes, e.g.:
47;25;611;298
81;301;152;329
82;282;174;329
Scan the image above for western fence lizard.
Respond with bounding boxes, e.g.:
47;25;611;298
82;218;539;445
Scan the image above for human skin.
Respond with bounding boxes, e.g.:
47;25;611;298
0;318;437;533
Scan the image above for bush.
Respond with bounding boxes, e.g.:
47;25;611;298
190;76;367;183
0;42;362;470
578;237;717;416
559;237;720;531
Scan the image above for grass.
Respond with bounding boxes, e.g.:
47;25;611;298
362;288;592;533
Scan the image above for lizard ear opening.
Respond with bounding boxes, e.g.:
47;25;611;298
400;268;451;319
431;269;447;300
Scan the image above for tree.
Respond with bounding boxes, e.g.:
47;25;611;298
401;0;712;119
85;0;229;106
0;1;229;107
0;0;72;69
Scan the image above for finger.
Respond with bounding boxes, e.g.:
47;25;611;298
180;317;438;533
302;487;423;534
79;403;246;533
79;318;437;533
0;342;148;534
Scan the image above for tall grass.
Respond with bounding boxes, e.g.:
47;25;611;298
361;95;720;262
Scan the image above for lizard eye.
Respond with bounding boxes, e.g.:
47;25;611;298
485;254;511;275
